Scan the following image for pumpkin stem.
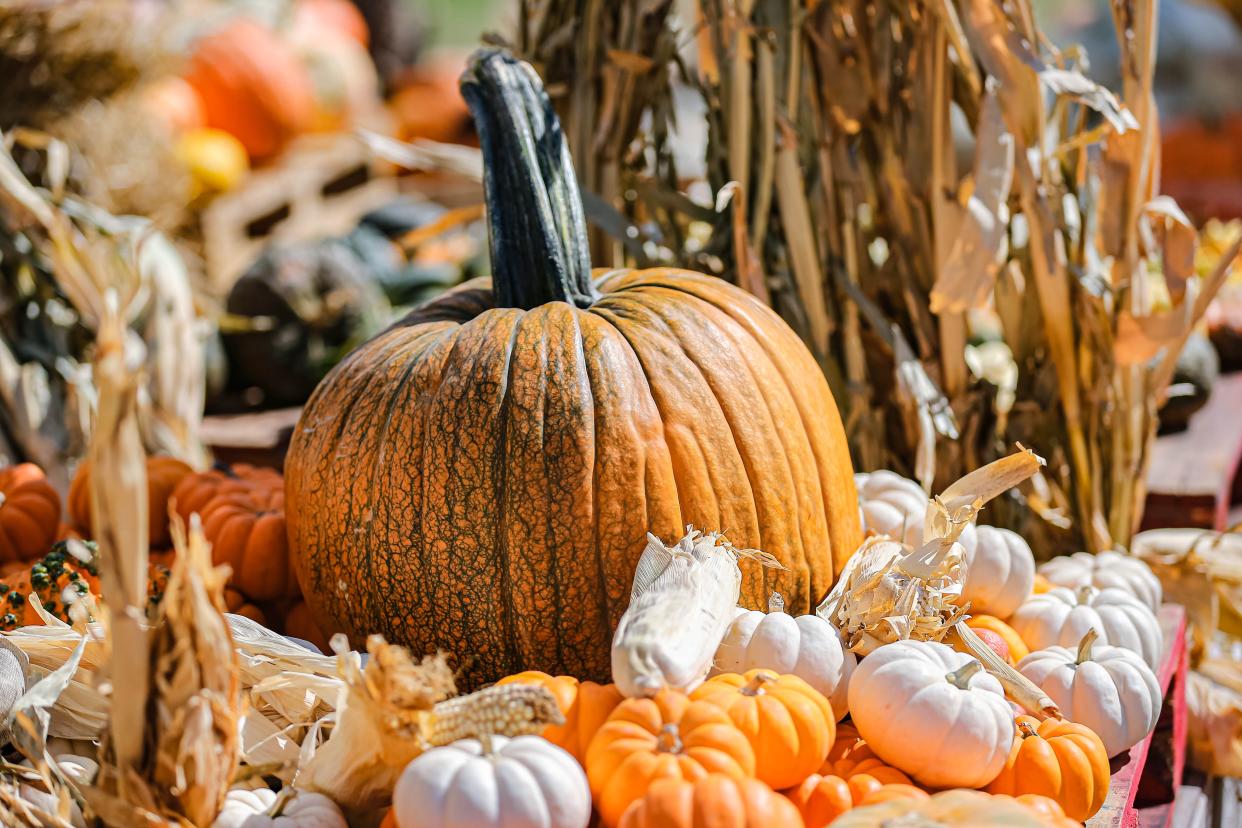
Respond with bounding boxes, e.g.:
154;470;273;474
478;731;496;757
1075;584;1096;604
740;671;775;696
656;724;683;754
459;49;598;311
1017;720;1039;740
267;789;293;818
767;592;785;614
1076;628;1099;665
944;659;984;690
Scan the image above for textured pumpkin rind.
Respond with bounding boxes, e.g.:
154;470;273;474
286;269;861;688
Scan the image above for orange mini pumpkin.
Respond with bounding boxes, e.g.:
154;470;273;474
173;465;296;602
986;715;1110;821
969;614;1030;663
496;671;623;763
822;722;912;784
585;691;755;828
691;670;835;789
618;774;804;828
788;776;925;828
0;464;60;564
69;456;193;547
224;588;267;626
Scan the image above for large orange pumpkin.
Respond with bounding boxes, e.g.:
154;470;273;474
285;49;861;689
496;670;623;763
69;456;193;547
0;464;60;564
986;715;1110;821
184;18;315;159
691;670;835;790
585;691;755;828
619;775;804;828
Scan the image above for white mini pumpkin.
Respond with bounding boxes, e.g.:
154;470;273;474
1018;629;1161;756
960;525;1035;619
846;639;1013;788
712;594;856;719
1010;585;1162;668
1038;551;1162;611
212;788;346;828
856;470;978;554
393;734;590;828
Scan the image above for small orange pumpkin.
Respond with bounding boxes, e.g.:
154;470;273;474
496;671;623;763
223;588;268;626
691;670;835;789
1033;574;1055;594
585;691;755;828
968;614;1030;663
0;464;60;564
172;464;282;523
986;715;1110;821
788;777;926;828
69;456;193;547
200;489;298;602
618;774;804;828
283;600;331;653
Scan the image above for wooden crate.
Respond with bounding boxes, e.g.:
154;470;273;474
1143;374;1242;532
200;406;301;470
200;133;397;296
1089;605;1189;828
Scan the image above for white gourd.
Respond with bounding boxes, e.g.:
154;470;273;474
612;530;773;698
1038;551;1162;612
212;788;347;828
1010;585;1163;668
847;640;1014;789
1018;630;1161;756
712;593;856;719
961;525;1035;619
392;735;590;828
855;470;978;555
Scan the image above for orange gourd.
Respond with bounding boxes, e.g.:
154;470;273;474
618;774;804;828
172;465;297;602
283;600;331;652
0;540;168;630
787;776;926;828
184;18;315;159
0;464;60;564
691;670;835;789
986;715;1110;821
69;456;193;547
285;50;861;690
224;588;268;626
969;614;1030;662
585;691;755;828
496;671;623;763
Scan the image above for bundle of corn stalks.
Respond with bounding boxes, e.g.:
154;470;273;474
531;0;1242;555
0;131;207;485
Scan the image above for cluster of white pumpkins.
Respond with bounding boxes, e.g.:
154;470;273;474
853;470;1165;759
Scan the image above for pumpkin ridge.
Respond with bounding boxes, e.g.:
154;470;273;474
613;272;860;586
613;286;813;605
590;300;757;587
492;309;526;673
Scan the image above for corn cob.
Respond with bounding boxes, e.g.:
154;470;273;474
422;683;564;748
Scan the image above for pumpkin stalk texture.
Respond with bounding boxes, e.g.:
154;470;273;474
1077;628;1099;664
285;47;861;689
459;49;596;310
945;659;984;690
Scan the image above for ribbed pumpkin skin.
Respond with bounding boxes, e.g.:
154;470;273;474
0;464;60;564
286;267;861;687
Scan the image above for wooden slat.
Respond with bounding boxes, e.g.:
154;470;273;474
1144;374;1242;531
1089;605;1188;828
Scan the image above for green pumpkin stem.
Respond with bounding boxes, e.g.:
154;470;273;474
459;49;597;310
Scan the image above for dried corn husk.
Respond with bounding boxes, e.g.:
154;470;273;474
297;635;455;815
611;529;781;698
820;449;1057;718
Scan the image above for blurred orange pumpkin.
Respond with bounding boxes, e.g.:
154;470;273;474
0;464;60;564
69;456;193;547
184;18;316;159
